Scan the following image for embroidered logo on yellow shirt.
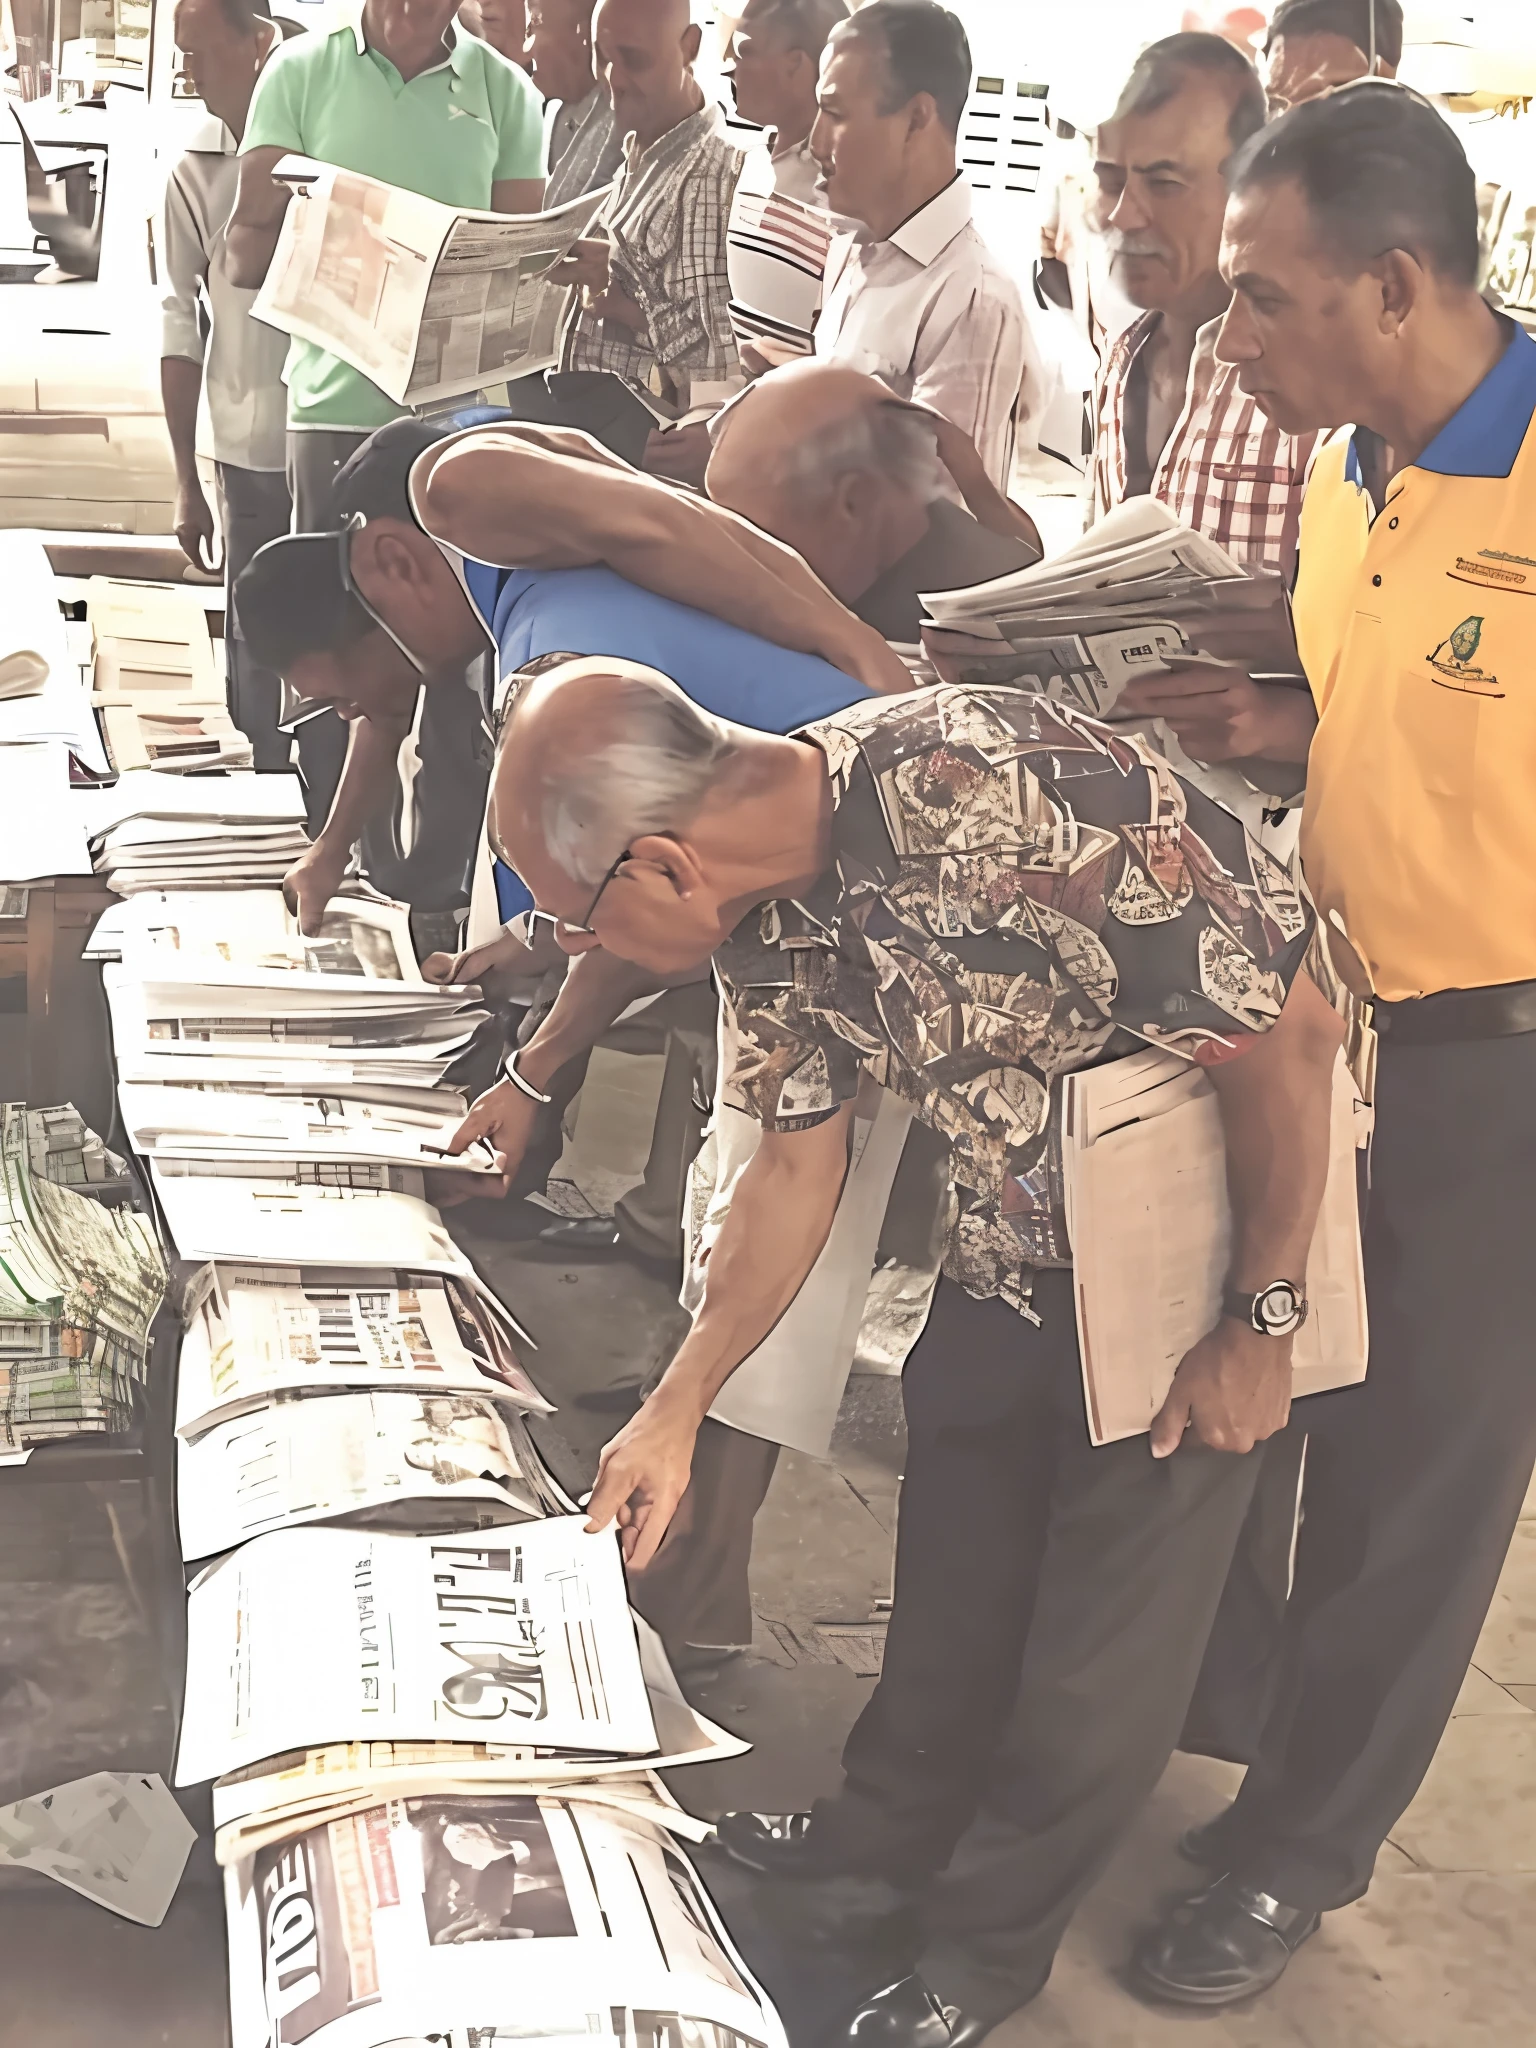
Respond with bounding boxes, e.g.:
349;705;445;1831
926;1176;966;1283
1426;614;1504;698
1448;548;1536;591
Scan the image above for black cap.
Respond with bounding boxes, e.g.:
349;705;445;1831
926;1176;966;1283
233;529;358;682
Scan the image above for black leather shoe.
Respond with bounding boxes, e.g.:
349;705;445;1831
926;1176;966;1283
537;1217;622;1252
1131;1872;1321;2006
831;1975;990;2048
715;1810;820;1876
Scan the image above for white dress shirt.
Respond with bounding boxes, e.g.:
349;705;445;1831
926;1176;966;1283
814;173;1029;491
160;120;290;475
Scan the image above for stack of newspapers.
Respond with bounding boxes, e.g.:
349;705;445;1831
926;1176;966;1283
0;1101;166;1457
86;882;788;2048
79;769;312;894
89;577;254;773
921;494;1306;719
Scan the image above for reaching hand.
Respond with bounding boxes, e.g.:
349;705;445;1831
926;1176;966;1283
1149;1318;1294;1459
420;931;533;988
432;1076;541;1205
551;236;611;294
282;839;350;937
583;1389;701;1568
174;480;220;576
1116;665;1313;765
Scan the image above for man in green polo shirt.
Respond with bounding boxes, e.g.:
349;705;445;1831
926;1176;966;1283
226;0;545;816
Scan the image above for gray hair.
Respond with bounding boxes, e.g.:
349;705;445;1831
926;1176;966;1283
778;401;945;507
1110;31;1267;155
540;668;740;888
746;0;849;61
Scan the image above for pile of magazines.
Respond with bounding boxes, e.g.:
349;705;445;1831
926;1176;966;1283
0;1101;166;1456
87;880;787;2048
78;771;313;895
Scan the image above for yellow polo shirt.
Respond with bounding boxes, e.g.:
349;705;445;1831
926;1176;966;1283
1297;324;1536;1000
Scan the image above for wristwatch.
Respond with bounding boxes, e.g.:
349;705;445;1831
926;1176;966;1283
1222;1279;1309;1337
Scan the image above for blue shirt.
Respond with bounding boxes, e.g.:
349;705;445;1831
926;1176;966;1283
461;560;872;918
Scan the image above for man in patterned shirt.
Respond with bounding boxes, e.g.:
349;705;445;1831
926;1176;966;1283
552;0;743;420
493;663;1343;2047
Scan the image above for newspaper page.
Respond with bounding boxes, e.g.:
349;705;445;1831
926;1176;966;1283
176;1521;658;1784
118;1083;491;1178
1066;1050;1368;1443
103;891;421;985
173;1267;544;1438
224;1794;788;2048
254;158;611;408
176;1388;543;1561
0;1771;197;1927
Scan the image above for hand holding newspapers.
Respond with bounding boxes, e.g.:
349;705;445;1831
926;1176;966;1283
921;495;1307;720
254;159;613;408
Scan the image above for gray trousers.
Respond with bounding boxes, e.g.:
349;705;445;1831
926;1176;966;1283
216;462;292;773
285;429;366;831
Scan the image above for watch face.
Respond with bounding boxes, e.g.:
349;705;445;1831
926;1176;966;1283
1255;1282;1302;1335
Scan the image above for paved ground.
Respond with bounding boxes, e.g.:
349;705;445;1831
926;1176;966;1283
0;1218;1531;2046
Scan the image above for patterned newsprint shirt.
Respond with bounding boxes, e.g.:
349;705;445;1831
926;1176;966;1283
714;687;1313;1315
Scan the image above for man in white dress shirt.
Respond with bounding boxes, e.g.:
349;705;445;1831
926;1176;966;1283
810;0;1032;492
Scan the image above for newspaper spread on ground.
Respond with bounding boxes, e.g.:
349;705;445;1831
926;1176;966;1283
176;1387;544;1561
175;1264;549;1430
119;1082;491;1177
921;494;1306;718
210;1615;746;1864
1063;1048;1369;1443
176;1521;659;1784
0;1100;167;1450
224;1791;787;2048
150;1170;478;1271
0;1771;197;1927
254;158;612;408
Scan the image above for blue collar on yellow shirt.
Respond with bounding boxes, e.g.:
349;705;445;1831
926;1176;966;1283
1345;320;1536;488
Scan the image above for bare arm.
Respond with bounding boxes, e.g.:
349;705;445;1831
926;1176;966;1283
584;1103;855;1563
1117;665;1318;770
283;712;411;933
415;432;913;695
160;357;217;572
225;146;293;290
1151;968;1344;1457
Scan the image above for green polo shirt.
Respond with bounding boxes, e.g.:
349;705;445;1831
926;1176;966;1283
243;18;544;432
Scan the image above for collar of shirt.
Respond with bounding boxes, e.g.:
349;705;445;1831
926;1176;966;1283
553;83;602;142
621;99;726;177
1344;320;1536;490
852;171;973;266
335;5;480;100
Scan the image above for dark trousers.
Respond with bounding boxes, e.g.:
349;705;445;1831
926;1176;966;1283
628;1418;780;1656
1217;1031;1536;1912
285;429;366;832
215;462;292;773
807;1274;1265;2022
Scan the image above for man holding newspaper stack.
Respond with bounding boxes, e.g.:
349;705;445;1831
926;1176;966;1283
485;652;1345;2046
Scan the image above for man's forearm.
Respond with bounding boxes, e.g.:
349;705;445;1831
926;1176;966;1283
313;714;409;856
224;217;283;289
648;1107;853;1422
160;357;203;487
1207;969;1344;1289
514;951;671;1092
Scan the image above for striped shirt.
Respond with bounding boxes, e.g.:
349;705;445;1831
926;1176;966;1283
561;100;744;412
544;85;625;211
1090;312;1321;574
726;145;836;361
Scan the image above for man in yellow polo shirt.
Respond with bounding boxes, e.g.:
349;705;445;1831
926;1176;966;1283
1131;83;1536;2007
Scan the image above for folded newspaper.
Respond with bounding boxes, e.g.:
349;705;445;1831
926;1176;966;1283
0;1771;197;1927
176;1521;659;1783
1063;1047;1368;1443
254;158;612;409
175;1264;545;1435
921;495;1307;719
224;1791;787;2048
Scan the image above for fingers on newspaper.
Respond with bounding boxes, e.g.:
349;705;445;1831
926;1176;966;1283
921;495;1307;720
254;158;614;409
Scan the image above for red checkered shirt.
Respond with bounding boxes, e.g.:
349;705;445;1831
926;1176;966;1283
1089;312;1321;573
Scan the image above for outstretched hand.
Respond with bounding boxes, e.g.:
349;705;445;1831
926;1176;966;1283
583;1391;701;1568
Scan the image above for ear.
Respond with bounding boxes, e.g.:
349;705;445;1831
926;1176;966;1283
1374;248;1424;336
627;833;705;902
907;90;939;143
681;21;702;64
836;467;879;526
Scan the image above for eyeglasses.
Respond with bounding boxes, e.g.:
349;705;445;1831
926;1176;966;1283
566;849;632;936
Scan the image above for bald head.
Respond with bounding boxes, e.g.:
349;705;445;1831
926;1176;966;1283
594;0;702;145
705;359;943;602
